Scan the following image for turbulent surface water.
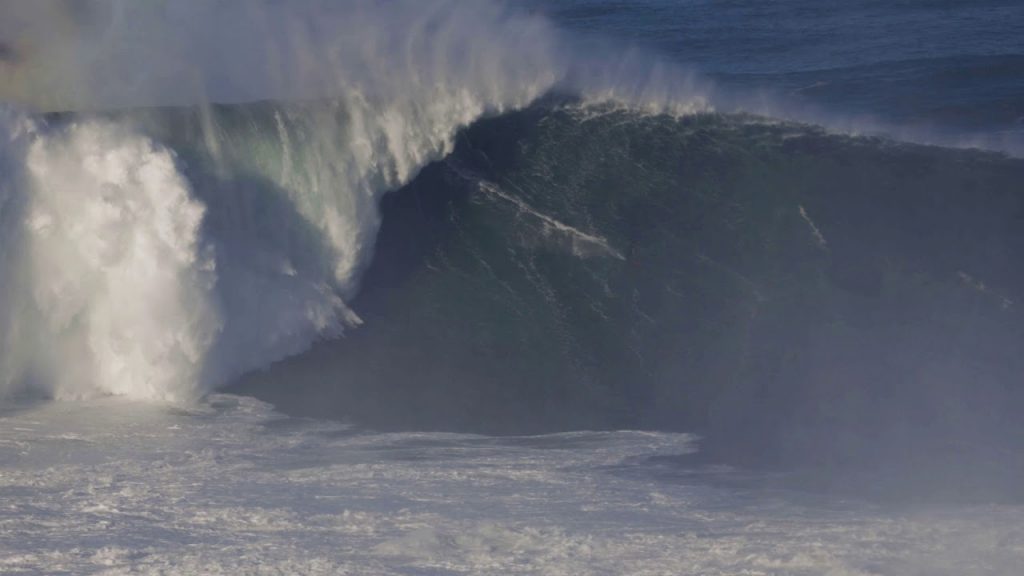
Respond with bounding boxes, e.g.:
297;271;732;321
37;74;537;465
2;0;1024;574
2;396;1022;576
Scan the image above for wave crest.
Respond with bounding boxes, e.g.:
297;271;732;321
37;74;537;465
0;0;580;401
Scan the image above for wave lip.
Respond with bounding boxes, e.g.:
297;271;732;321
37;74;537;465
0;0;573;402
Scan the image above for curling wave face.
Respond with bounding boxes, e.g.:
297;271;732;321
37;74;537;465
231;105;1024;494
0;0;715;402
0;0;570;401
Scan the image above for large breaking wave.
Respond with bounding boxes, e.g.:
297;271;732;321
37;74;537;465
0;1;542;399
0;0;707;401
1;0;1022;484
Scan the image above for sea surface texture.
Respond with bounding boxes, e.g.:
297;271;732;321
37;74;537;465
1;1;1022;574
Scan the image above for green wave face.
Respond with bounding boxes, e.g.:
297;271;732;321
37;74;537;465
236;105;1024;466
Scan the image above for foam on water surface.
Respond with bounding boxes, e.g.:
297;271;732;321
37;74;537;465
1;396;1021;575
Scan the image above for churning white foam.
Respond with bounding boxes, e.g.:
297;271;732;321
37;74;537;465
1;114;217;400
0;1;563;402
24;121;219;400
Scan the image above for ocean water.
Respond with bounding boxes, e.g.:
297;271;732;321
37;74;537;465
3;396;1021;575
536;0;1024;145
1;1;1023;574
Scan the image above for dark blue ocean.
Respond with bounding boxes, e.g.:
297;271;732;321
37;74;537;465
536;0;1024;146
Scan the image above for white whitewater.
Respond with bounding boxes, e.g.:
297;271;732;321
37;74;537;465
1;396;1020;575
16;119;217;400
0;1;571;401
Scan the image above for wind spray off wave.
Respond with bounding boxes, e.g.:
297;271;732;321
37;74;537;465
0;0;593;401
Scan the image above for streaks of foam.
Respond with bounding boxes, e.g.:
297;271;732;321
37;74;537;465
0;396;1020;575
